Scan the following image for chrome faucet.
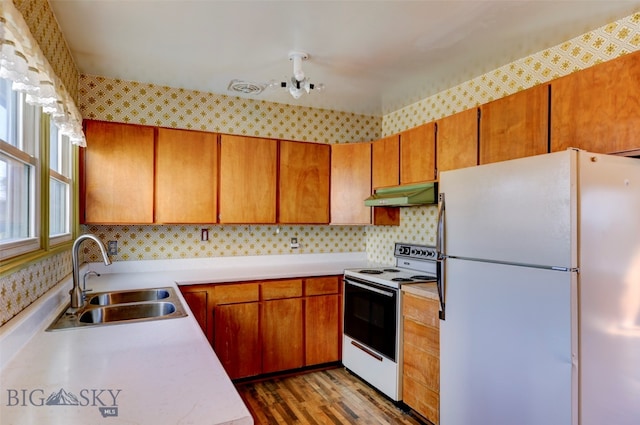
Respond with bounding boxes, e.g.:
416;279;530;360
70;234;111;309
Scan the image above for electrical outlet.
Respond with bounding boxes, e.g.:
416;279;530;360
107;241;118;256
201;228;209;242
290;237;299;249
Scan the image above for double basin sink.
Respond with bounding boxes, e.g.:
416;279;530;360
47;287;187;331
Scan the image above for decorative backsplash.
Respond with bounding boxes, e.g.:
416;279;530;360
366;206;438;265
0;251;72;326
83;224;366;262
3;4;640;327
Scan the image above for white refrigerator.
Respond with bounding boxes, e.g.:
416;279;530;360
437;149;640;425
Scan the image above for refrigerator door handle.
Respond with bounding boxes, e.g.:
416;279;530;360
437;192;446;320
436;193;445;255
437;258;446;320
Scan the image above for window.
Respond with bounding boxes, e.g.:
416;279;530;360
0;78;41;259
49;121;72;244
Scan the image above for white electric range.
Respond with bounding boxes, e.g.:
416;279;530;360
342;243;438;401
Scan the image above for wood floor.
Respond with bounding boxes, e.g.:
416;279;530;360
235;367;426;424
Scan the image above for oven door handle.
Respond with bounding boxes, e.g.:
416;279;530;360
345;279;395;297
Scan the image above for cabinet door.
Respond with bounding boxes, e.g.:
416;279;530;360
400;123;436;184
155;128;218;223
330;143;371;224
219;134;277;223
551;51;640;154
436;108;478;178
83;120;154;223
305;294;341;366
179;286;210;338
372;135;400;188
214;303;261;380
262;298;304;373
278;141;330;224
479;85;549;164
371;135;401;226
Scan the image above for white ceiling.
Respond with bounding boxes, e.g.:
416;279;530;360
49;0;640;116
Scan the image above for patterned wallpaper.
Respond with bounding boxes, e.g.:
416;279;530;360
12;0;79;100
382;12;640;135
3;5;640;326
0;251;72;326
82;224;366;262
79;75;380;144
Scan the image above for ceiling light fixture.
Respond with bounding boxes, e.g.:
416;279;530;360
279;51;324;99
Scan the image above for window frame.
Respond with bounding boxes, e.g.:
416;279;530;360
0;80;78;268
48;120;73;246
0;91;41;260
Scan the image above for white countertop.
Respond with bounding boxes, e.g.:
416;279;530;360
0;252;367;424
402;282;439;301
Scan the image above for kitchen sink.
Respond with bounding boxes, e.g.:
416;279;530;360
79;301;177;324
88;288;171;305
47;286;187;331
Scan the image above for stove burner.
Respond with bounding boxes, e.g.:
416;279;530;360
384;268;400;273
411;275;436;280
392;277;414;282
359;269;384;274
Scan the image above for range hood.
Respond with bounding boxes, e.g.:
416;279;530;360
364;182;438;207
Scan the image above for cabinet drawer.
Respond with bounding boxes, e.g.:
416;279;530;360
403;374;439;424
403;325;439;389
305;276;340;296
214;283;259;305
261;279;303;300
403;293;439;328
403;318;439;357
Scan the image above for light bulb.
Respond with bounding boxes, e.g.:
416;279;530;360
289;85;303;99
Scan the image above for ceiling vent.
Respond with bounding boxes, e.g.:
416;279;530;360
227;79;266;95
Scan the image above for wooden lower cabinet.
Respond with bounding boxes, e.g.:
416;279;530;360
402;291;440;424
305;294;341;365
262;298;304;373
180;275;342;380
215;303;261;379
179;285;215;343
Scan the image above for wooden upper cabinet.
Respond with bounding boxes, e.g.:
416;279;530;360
436;108;478;178
330;142;372;225
400;123;436;184
372;135;400;188
479;84;549;164
279;141;330;224
219;134;277;223
155;128;218;223
551;51;640;154
83;120;155;224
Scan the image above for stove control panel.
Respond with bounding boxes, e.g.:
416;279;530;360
394;243;438;260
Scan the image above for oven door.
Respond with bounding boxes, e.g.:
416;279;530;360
343;277;398;361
